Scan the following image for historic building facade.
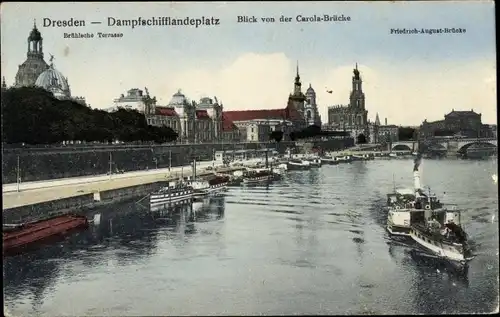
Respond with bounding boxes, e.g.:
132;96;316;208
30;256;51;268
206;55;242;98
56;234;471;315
144;90;232;143
368;114;399;143
108;88;150;113
419;109;490;138
327;64;369;142
6;21;86;105
221;63;321;142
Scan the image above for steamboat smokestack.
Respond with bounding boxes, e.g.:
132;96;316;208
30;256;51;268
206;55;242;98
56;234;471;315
413;153;422;191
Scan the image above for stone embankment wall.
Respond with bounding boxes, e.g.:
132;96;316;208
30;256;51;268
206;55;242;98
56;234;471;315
2;169;238;224
2;142;295;183
3;194;96;224
2;139;351;183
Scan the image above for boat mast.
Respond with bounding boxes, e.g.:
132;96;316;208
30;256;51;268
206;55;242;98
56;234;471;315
392;173;396;192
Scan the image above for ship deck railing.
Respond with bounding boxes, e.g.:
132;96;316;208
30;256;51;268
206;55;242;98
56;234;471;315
411;223;465;245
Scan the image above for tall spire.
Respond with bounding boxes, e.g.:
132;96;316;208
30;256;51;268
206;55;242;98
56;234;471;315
355;62;358;70
296;60;299;77
34;19;37;29
375;112;380;126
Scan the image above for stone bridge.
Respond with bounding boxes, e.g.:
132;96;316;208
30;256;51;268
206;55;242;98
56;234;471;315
390;137;497;153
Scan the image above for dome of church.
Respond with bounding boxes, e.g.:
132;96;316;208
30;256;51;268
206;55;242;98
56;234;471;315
306;84;315;94
168;90;188;106
35;63;71;98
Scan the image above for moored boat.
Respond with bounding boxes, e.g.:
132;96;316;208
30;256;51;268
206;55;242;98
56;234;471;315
188;174;230;199
150;180;194;206
335;155;353;163
287;159;311;170
305;157;322;167
3;214;89;256
320;156;340;165
242;168;274;185
351;154;371;161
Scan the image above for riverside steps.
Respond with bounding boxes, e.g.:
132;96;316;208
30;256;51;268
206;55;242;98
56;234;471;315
2;160;258;223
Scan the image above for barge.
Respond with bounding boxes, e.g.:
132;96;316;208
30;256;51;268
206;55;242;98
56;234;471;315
3;214;89;256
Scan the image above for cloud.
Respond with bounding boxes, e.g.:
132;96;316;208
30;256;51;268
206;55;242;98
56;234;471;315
69;52;496;125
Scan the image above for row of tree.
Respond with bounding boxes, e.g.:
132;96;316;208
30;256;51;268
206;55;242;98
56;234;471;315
269;125;354;143
1;87;178;145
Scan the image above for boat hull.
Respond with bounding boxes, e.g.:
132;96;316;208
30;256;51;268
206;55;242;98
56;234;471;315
193;182;228;198
242;175;272;185
386;224;411;236
409;226;469;263
321;159;339;165
3;214;89;256
150;189;194;206
287;163;310;170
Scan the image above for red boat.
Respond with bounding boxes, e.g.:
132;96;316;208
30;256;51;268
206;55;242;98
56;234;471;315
3;214;89;256
208;175;230;186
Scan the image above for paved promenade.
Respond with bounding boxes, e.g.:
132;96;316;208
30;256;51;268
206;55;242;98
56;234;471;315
2;159;263;210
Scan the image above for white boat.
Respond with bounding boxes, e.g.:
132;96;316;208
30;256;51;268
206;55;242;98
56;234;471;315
410;219;473;264
334;155;353;163
386;156;460;237
188;174;230;199
277;163;288;171
305;157;322;167
287;159;311;170
321;156;340;165
150;180;194;206
389;152;398;158
352;154;371;161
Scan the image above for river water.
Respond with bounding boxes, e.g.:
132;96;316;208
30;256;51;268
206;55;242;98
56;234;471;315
3;158;499;315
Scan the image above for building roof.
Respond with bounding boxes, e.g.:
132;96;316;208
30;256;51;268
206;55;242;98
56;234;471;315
224;103;302;123
28;22;42;41
222;112;238;132
446;109;480;116
155;107;177;116
168;90;188;106
196;109;210;119
306;83;315;94
35;62;71;98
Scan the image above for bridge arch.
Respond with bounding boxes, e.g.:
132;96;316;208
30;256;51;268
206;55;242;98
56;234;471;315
457;141;497;154
391;144;412;151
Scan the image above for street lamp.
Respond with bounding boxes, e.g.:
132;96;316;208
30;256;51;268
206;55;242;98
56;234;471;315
16;155;21;192
169;150;172;171
108;152;113;180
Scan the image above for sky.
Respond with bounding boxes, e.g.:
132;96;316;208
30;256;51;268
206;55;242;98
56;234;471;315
1;1;497;125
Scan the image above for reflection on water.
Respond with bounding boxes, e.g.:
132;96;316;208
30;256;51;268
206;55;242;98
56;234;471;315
3;196;225;314
3;159;498;315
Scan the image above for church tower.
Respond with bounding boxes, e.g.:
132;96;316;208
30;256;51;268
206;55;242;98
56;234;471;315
348;63;369;141
14;20;49;87
287;61;307;128
304;84;322;127
349;63;365;110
